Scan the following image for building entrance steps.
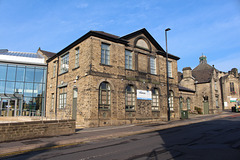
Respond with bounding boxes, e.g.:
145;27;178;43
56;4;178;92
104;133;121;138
0;111;236;158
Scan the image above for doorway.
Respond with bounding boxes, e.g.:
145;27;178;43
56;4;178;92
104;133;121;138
0;98;18;116
203;96;209;114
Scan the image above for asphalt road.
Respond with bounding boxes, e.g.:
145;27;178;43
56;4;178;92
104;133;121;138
3;115;240;160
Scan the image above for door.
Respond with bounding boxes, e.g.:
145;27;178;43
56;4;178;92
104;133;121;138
72;88;78;120
0;99;17;116
203;100;209;114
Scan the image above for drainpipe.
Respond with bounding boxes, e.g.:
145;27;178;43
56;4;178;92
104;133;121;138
55;57;59;120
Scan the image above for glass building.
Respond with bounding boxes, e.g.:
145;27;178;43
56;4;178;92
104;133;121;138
0;49;47;117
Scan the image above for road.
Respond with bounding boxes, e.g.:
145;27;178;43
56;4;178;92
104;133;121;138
3;115;240;160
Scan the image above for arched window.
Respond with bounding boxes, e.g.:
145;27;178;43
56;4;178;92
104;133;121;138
169;91;174;111
186;98;190;110
125;85;135;111
152;88;159;111
99;82;111;109
179;97;183;110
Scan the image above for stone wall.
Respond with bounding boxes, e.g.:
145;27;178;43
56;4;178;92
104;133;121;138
0;120;75;142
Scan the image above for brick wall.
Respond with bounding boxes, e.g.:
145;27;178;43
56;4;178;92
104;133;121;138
0;120;75;142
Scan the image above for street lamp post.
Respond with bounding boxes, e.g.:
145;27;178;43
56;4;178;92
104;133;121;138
165;28;171;121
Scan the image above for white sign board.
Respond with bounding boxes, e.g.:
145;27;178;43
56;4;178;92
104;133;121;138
230;98;237;102
137;90;152;100
224;102;228;107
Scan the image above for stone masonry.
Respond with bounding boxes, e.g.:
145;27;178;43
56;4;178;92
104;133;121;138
46;28;180;127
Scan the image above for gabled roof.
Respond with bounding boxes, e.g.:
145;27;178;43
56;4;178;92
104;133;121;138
38;48;56;58
47;30;128;62
121;28;180;60
47;28;180;62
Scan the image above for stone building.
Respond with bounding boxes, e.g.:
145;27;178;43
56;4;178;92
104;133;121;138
220;68;240;109
46;28;180;127
179;55;240;114
179;55;223;114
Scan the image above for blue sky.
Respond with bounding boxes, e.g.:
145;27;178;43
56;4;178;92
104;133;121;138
0;0;240;72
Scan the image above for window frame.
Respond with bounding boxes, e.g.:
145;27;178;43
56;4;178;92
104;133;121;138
60;53;69;74
101;43;110;65
186;98;190;110
99;82;111;110
53;63;56;78
75;47;80;68
59;87;67;109
152;88;159;111
169;91;174;111
168;61;172;78
125;85;135;111
150;57;156;74
125;50;133;70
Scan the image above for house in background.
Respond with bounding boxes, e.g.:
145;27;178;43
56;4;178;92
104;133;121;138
220;68;240;109
179;55;240;114
46;28;180;127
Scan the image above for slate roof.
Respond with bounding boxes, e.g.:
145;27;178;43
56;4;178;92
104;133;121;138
192;62;214;83
179;85;195;93
47;28;180;62
39;48;56;58
0;49;41;58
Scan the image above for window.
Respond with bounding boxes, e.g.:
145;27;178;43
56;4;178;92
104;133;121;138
75;47;80;68
152;88;159;111
51;93;54;110
230;82;235;94
179;97;183;110
125;50;132;69
168;61;172;77
216;96;219;107
53;63;56;78
60;53;69;74
101;43;110;65
125;85;135;111
99;82;111;109
59;87;67;109
214;81;217;90
169;91;174;111
150;57;156;74
186;98;190;110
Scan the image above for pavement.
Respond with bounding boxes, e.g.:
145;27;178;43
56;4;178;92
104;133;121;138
0;110;237;157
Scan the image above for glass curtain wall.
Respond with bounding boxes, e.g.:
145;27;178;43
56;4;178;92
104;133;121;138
0;63;46;116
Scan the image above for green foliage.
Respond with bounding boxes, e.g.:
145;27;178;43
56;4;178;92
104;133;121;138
194;107;203;114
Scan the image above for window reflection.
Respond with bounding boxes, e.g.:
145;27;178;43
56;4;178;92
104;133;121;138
0;81;5;93
25;67;34;82
0;65;7;80
16;67;25;82
24;82;33;96
33;83;43;97
5;81;15;94
7;66;16;81
15;82;24;94
34;69;43;83
0;63;46;117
